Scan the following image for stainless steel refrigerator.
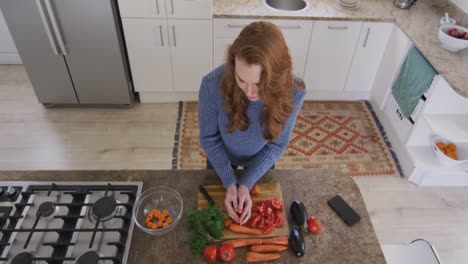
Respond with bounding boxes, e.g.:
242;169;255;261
0;0;134;106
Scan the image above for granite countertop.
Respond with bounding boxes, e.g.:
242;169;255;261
0;170;385;263
214;0;468;99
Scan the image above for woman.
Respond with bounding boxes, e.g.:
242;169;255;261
198;21;306;225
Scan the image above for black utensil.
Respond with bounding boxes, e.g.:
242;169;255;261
199;185;215;206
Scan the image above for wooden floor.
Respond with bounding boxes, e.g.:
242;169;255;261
1;65;466;263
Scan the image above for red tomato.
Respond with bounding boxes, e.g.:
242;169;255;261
263;222;275;234
249;214;261;228
203;245;217;263
257;217;265;229
264;213;275;225
274;211;285;227
218;243;235;262
307;217;322;234
271;197;283;210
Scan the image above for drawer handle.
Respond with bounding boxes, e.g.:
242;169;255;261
170;0;174;14
277;25;301;30
172;25;177;47
155;0;160;14
159;25;164;46
328;26;348;30
363;27;370;47
226;24;247;28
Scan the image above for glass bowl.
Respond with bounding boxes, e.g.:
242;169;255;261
132;186;183;236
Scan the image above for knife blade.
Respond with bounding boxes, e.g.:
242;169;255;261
199;185;215;206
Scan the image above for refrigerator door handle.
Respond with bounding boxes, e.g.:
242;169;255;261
35;0;60;55
44;0;68;55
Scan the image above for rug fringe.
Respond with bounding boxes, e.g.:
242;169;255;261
172;101;183;169
364;101;404;178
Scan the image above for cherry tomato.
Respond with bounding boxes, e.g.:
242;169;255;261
307;216;322;234
203;244;217;263
218;243;235;262
271;197;283;210
250;184;260;195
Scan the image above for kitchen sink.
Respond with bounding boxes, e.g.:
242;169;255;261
265;0;308;11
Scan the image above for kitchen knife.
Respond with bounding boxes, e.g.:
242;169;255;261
199;185;215;206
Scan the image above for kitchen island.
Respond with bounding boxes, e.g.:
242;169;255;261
0;169;385;263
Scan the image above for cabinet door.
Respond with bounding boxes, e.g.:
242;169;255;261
122;19;173;92
0;8;21;63
304;21;362;91
273;20;313;78
345;22;393;92
166;0;212;19
118;0;166;19
169;20;212;92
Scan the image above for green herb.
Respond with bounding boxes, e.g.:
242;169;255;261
186;206;224;255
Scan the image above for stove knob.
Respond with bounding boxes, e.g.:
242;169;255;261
6;185;17;197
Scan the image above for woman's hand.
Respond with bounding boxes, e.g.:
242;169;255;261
237;185;252;225
224;184;240;223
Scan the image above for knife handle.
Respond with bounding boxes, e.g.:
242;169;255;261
199;185;215;206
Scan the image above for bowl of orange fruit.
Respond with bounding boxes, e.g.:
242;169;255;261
432;135;468;165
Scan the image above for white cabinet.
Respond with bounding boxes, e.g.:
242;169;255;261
118;0;211;19
0;8;21;64
119;0;212;100
304;20;362;92
169;20;212;92
345;22;393;92
213;19;313;78
122;19;173;92
370;26;412;110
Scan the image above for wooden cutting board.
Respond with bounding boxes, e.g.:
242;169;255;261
197;183;289;240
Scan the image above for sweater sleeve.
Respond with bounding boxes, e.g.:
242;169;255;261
198;77;237;189
238;89;306;190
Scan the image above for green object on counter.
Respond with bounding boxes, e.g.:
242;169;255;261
392;47;437;119
186;206;224;255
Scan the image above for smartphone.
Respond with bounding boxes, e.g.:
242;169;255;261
327;195;361;226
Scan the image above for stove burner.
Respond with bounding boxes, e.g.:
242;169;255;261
36;201;56;217
76;251;101;264
11;252;35;264
91;196;118;221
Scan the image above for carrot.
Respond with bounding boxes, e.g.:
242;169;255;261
229;224;262;235
246;252;281;263
250;184;260;195
251;245;288;253
224;218;234;228
260;236;288;245
223;238;262;248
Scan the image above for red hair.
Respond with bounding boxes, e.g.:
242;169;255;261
220;21;304;141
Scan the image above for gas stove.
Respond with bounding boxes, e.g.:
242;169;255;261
0;182;142;264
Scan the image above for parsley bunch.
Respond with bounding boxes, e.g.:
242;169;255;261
186;206;224;254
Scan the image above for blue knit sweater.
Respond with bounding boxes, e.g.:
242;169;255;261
198;65;306;190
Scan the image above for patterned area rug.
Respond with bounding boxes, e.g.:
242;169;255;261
173;101;402;177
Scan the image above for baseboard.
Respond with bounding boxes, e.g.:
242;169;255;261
409;167;468;186
139;92;198;102
304;90;371;101
0;53;22;64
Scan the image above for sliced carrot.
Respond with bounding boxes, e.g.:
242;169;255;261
260;236;288;245
166;217;173;224
229;224;262;235
157;214;165;222
246;252;281;263
251;245;288;253
224;238;262;248
224;218;234;228
162;210;169;217
250;184;260;195
156;221;163;228
162;222;169;228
